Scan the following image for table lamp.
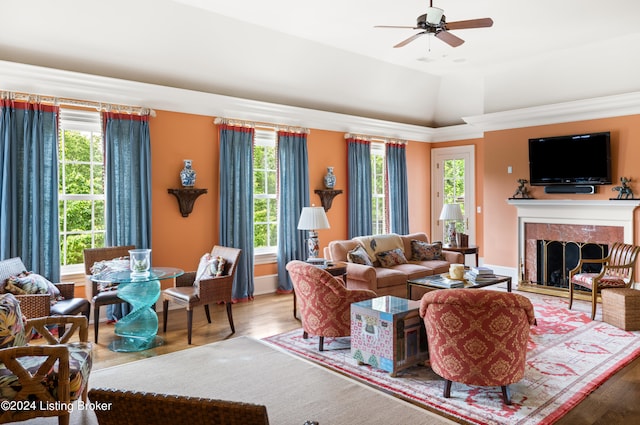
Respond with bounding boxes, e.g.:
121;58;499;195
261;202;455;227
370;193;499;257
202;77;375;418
439;203;463;246
297;206;330;259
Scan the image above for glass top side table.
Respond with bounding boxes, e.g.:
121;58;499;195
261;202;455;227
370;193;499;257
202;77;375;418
91;267;183;352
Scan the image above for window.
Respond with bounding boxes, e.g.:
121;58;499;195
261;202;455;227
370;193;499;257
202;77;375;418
253;129;278;254
58;109;105;272
443;158;466;235
371;142;386;235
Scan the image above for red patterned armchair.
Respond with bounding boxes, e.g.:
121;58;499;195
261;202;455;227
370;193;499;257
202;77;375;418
419;289;536;405
286;260;377;351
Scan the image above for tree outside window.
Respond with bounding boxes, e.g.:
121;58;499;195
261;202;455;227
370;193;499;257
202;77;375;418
371;142;386;235
253;129;278;252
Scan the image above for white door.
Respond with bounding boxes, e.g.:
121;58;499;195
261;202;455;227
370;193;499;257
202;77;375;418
431;145;476;245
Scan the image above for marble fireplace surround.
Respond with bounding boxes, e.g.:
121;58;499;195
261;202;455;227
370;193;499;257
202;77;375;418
508;199;640;286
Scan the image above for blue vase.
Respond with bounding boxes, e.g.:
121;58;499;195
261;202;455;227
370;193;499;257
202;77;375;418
324;166;336;189
180;159;196;187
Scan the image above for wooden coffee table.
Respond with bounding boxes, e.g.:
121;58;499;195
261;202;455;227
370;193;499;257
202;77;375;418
406;273;512;300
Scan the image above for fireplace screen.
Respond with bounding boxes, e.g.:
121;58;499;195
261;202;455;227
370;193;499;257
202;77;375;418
535;241;608;288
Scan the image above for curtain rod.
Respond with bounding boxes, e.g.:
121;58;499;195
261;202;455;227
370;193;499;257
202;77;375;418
1;91;156;117
344;132;407;145
214;117;310;134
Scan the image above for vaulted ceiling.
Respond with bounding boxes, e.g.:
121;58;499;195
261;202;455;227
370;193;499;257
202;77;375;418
2;0;640;128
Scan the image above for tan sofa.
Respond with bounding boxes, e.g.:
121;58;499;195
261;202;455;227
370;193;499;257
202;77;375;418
327;232;464;298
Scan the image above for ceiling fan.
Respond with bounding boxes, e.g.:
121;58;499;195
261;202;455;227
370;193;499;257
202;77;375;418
375;0;493;48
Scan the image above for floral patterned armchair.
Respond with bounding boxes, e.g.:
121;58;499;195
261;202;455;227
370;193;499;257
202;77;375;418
419;288;536;405
0;293;92;425
286;260;377;351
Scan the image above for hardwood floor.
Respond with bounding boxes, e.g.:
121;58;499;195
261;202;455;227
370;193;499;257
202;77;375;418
88;292;640;424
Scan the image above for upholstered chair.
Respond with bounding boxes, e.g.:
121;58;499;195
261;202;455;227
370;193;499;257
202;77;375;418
83;245;135;343
0;257;90;321
419;288;536;405
162;246;241;344
286;260;377;351
568;242;640;320
0;293;92;425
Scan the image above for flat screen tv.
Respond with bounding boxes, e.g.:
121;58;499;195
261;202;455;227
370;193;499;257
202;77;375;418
528;132;612;186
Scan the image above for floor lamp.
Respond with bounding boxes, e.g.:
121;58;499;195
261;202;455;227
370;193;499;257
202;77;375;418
297;206;330;260
439;203;463;246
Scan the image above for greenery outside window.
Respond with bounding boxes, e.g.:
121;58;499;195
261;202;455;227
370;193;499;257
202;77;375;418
371;142;386;235
58;109;105;273
253;129;278;261
443;158;466;235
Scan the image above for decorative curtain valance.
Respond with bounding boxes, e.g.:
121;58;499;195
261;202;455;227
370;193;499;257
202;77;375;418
214;117;309;134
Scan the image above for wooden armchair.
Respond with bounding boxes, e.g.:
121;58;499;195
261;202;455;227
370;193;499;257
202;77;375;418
83;245;135;342
568;242;640;320
0;257;90;321
0;293;92;425
162;246;241;344
88;388;270;425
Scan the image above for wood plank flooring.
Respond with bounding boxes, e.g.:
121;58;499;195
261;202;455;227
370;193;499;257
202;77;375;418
89;292;640;424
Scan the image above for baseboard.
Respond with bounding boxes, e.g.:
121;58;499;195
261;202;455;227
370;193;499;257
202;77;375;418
254;274;279;295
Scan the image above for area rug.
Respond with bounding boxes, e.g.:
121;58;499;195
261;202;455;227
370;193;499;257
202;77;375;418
263;294;640;425
43;336;454;425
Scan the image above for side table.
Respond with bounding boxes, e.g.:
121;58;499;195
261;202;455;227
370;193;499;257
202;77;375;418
443;244;479;267
351;296;428;376
293;261;347;318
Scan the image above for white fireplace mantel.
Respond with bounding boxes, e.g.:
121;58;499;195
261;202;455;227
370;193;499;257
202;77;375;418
508;199;640;269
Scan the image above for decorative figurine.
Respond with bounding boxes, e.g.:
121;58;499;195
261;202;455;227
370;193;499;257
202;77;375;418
612;177;634;199
512;178;532;199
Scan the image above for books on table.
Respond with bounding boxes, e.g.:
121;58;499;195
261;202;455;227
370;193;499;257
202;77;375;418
467;266;497;282
426;275;465;289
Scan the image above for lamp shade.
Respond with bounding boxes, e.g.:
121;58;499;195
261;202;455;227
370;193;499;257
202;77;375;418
297;206;330;230
425;7;444;25
439;203;463;221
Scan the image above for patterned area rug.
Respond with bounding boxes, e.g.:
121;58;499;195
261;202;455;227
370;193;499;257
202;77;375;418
263;294;640;425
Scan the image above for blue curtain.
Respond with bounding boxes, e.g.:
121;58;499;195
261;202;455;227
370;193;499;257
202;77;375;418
276;131;309;292
219;124;255;301
347;138;372;238
386;142;409;234
103;112;152;249
0;100;61;281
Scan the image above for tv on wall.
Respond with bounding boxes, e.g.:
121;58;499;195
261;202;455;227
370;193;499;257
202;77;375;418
528;132;612;186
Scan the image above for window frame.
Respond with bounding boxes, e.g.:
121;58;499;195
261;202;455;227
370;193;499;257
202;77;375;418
371;142;386;235
58;109;105;275
253;128;278;263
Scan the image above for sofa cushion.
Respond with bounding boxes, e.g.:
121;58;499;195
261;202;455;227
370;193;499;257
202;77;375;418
376;248;408;268
347;246;373;266
411;260;451;275
374;267;410;289
411;240;443;261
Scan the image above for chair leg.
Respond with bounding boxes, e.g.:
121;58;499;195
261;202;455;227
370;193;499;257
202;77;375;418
443;380;452;398
319;336;324;351
94;305;101;343
501;385;512;405
591;290;598;320
162;299;169;332
568;281;574;310
204;304;212;323
303;331;308;339
187;309;193;345
226;303;235;333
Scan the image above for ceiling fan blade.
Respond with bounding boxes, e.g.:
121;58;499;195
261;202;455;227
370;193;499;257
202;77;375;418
375;25;417;29
435;31;465;47
445;18;494;30
394;32;426;48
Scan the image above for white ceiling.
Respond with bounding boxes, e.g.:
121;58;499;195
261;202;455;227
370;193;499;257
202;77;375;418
2;0;640;127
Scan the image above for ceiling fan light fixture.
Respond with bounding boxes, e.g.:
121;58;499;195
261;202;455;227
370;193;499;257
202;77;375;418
425;7;444;25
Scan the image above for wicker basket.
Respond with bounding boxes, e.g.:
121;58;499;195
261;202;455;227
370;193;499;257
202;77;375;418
601;288;640;331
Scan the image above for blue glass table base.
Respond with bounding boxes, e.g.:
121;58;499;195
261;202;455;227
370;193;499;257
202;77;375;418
109;279;161;352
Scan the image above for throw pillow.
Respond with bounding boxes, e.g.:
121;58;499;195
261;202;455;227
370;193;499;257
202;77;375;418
196;253;227;282
376;248;408;268
0;293;28;349
347;245;373;266
5;271;63;303
92;257;131;292
411;239;443;261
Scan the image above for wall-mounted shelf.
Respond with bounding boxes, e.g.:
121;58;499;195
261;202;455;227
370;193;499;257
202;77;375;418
314;189;343;211
168;188;208;217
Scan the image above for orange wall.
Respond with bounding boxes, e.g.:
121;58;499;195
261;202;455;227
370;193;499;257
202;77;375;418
482;114;640;268
149;112;438;278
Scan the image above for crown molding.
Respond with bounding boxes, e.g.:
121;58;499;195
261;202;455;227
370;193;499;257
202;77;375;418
3;60;638;142
463;91;640;132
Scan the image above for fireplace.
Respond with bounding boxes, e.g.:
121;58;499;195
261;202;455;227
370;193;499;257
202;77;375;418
508;199;640;296
534;240;608;288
